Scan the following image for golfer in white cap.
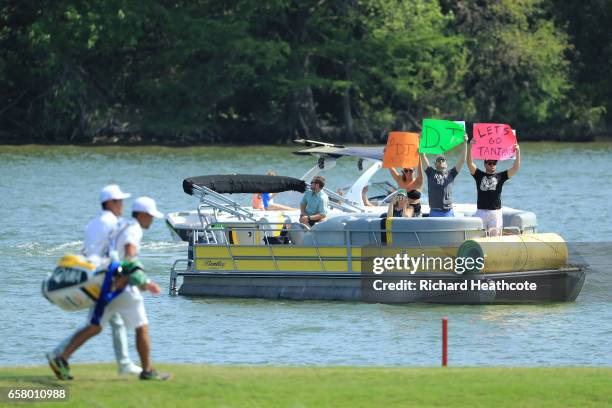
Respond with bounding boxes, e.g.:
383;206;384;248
106;196;164;380
48;184;142;377
114;197;164;260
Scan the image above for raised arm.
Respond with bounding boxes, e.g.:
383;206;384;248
414;156;424;189
420;153;430;169
466;140;477;175
361;186;373;207
455;134;468;172
507;144;521;178
388;168;402;185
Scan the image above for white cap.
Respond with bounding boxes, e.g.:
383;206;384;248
132;196;164;218
99;184;131;203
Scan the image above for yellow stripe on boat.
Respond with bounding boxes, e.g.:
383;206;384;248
235;259;276;271
231;246;272;257
194;246;232;259
317;247;349;257
276;260;322;272
195;259;234;271
322;260;349;272
385;217;394;245
271;247;319;257
195;245;363;259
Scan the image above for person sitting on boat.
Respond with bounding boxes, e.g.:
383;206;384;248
300;175;329;226
385;189;410;217
388;156;424;217
252;171;297;211
361;185;376;207
467;143;521;236
47;197;165;381
421;134;468;217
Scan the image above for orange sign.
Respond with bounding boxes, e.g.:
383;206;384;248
382;132;420;168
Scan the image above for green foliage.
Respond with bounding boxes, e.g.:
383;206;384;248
444;0;572;134
0;0;609;143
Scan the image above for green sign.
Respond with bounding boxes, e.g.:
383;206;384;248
419;119;465;154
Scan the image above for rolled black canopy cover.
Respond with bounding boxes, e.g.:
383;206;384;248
183;174;308;195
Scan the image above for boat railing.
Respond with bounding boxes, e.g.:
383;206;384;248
322;187;364;213
191;184;257;223
184;222;487;276
169;258;191;295
189;222;484;249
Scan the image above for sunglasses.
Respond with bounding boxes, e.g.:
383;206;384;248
436;158;446;162
403;169;414;174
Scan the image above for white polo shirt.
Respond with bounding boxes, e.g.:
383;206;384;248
83;210;119;264
113;218;143;260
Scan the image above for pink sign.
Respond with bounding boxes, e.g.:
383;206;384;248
472;123;517;160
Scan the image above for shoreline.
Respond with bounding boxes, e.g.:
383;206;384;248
0;135;611;148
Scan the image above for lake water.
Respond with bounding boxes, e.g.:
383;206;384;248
1;143;611;367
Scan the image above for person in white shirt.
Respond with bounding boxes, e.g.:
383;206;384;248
110;196;164;380
48;196;165;381
48;184;142;377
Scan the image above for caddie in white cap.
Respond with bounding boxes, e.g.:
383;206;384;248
48;184;144;378
99;184;131;203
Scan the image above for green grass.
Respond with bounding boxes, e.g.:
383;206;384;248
0;365;611;407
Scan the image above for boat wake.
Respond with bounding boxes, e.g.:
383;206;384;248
11;240;83;257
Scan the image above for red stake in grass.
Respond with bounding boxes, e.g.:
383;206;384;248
442;317;448;367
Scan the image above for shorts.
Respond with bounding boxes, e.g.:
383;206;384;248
429;209;455;217
474;209;503;236
89;286;148;330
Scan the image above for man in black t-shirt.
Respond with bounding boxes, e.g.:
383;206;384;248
421;134;468;217
467;143;521;236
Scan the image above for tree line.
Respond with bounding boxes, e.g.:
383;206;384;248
1;0;610;144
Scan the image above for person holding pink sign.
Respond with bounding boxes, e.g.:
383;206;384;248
467;141;521;236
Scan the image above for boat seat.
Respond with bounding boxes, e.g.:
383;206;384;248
459;207;538;235
345;217;385;245
385;217;485;247
301;216;360;246
287;222;310;246
503;210;537;234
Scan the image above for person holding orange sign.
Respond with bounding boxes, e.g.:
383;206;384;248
388;158;424;217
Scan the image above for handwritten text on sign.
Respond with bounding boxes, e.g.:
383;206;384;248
419;119;465;154
472;123;517;160
382;132;419;169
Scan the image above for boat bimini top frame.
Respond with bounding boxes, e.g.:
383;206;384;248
183;173;365;232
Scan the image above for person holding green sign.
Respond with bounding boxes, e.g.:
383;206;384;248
421;134;468;217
